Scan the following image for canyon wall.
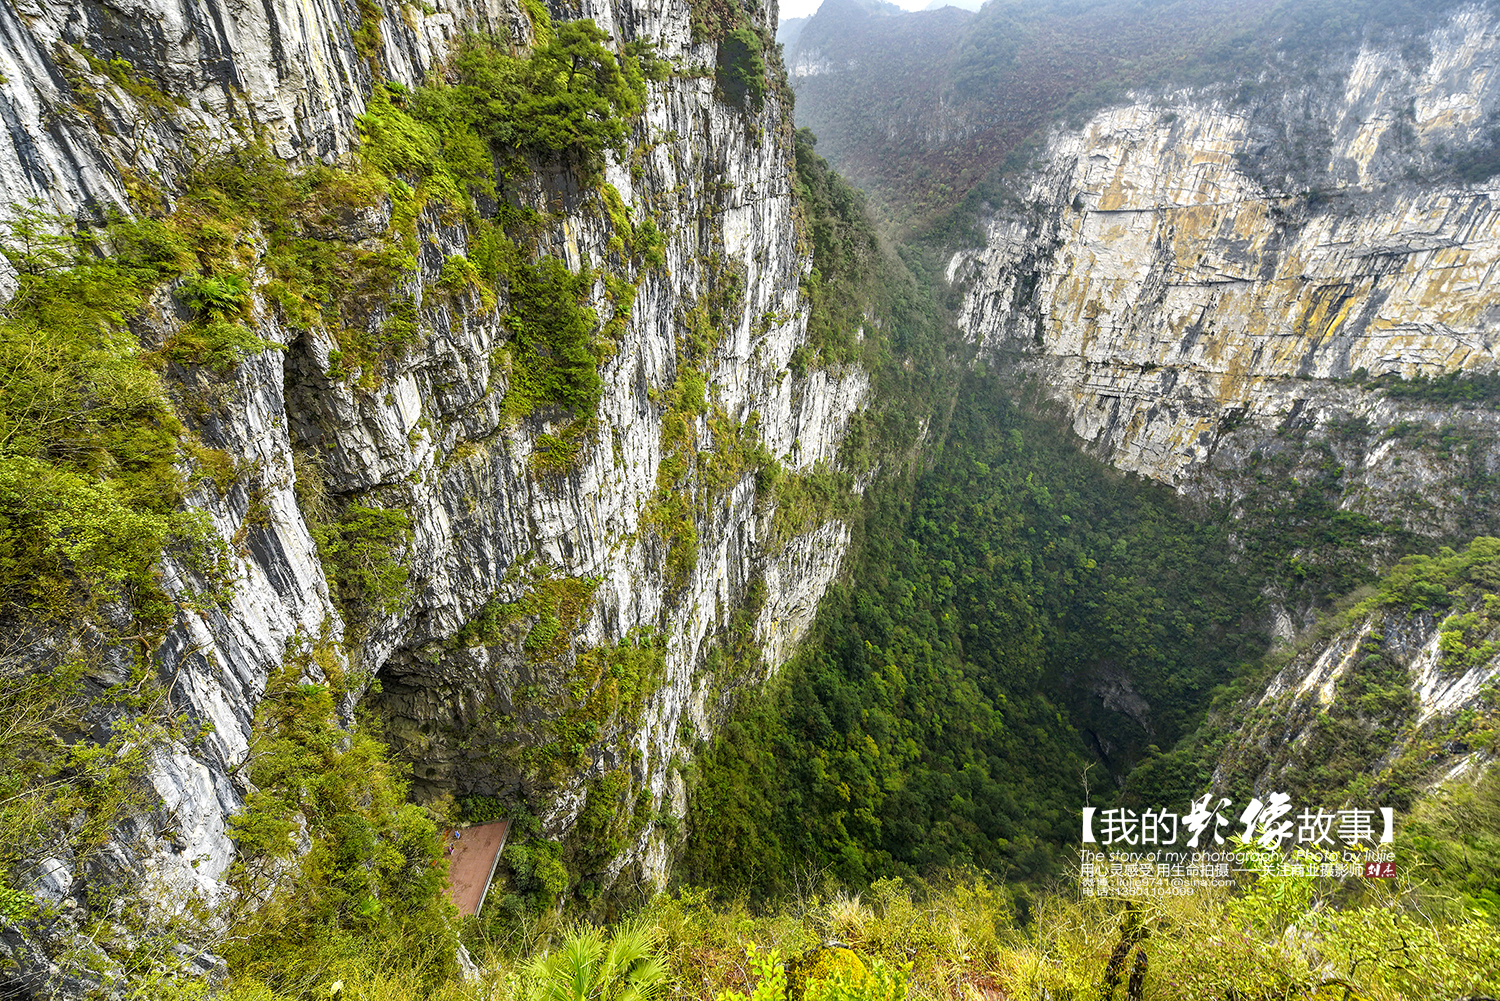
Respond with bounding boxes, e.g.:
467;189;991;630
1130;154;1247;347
0;0;864;991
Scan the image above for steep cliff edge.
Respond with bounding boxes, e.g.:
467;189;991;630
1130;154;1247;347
944;4;1500;801
0;0;867;991
950;5;1500;561
1123;536;1500;816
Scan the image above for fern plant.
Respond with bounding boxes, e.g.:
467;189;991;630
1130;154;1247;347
526;922;670;1001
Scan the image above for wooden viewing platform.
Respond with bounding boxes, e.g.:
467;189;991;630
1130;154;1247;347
443;819;510;916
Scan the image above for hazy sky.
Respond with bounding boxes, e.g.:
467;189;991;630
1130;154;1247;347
779;0;932;25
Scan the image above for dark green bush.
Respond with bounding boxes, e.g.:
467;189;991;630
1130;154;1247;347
500;256;603;418
311;502;414;617
716;26;768;110
362;16;648;184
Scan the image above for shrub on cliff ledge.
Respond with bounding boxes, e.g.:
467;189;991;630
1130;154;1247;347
310;502;415;618
362;16;649;188
716;26;769;111
499;256;604;419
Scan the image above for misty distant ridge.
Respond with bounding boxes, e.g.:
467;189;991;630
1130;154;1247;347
776;14;807;45
778;0;981;40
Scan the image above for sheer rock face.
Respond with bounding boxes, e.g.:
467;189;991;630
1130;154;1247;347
0;0;864;985
949;6;1500;532
944;6;1500;803
1212;595;1500;805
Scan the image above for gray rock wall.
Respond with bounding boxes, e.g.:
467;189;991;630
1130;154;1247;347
0;0;865;989
949;5;1500;526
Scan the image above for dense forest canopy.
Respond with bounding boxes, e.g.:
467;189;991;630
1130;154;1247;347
5;0;1500;994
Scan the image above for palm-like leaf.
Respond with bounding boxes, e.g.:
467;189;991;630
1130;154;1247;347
530;926;605;1001
616;953;670;1001
526;921;670;1001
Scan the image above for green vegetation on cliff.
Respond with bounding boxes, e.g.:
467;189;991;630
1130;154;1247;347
684;383;1266;897
0;209;234;630
361;18;653;184
11;1;1500;997
226;665;457;995
789;0;1494;237
1131;537;1500;816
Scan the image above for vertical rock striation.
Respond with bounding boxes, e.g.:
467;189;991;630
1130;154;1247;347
949;5;1500;534
0;0;866;989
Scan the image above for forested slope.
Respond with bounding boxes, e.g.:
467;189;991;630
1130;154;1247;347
7;0;1500;992
684;379;1275;895
687;0;1500;910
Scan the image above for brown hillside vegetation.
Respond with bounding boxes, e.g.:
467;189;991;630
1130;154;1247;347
787;0;1483;237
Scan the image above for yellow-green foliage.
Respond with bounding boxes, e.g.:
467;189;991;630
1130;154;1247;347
1362;536;1500;616
682;866;1500;1001
526;921;669;1001
436;253;497;313
66;46;181;113
520;628;664;777
225;667;457;996
641;398;778;591
640;876;1007;1001
520;0;554;45
715;26;769;112
181;149;419;385
357;24;658;433
460;230;608;465
789;130;883;372
1396;537;1500;673
638;297;776;593
0;660;200;923
1438;598;1500;670
598;183;664;270
601;183;632;242
1;13;662;626
528;421;594;475
563;629;665;746
453;558;601;660
720;944;908;1001
495;765;658;919
1404;765;1500;919
703;407;771;498
168;265;280;375
977;847;1500;1001
0;208;233;628
208;830;1500;1001
357;83;492;215
353;0;385;63
645;487;699;590
768;461;857;549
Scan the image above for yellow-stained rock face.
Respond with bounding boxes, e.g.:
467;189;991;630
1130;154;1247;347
949;6;1500;527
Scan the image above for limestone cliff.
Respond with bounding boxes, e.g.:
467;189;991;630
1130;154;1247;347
946;4;1500;791
0;0;865;991
949;6;1500;534
1204;539;1500;807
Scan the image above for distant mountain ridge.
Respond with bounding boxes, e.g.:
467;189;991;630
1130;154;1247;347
776;14;808;45
784;0;1486;234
